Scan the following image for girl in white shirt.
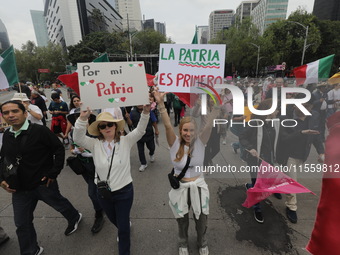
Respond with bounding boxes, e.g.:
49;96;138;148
153;88;219;255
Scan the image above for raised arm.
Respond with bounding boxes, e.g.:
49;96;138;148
73;107;96;152
199;105;221;145
153;88;176;147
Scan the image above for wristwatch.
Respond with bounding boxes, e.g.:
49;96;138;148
27;109;31;112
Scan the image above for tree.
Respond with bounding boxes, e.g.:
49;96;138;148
15;41;68;83
67;32;130;64
132;29;173;54
210;18;262;76
262;9;321;69
314;19;340;74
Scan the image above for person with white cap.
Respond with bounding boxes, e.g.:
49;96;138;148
73;104;151;255
12;93;43;125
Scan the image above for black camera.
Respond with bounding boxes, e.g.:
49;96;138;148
97;181;112;200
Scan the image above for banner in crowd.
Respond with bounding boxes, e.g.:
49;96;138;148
158;44;226;93
242;161;315;208
77;62;149;109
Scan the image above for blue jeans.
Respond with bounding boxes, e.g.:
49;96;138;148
12;181;79;255
97;182;133;255
230;125;246;160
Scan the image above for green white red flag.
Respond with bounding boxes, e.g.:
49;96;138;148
0;45;19;90
293;54;334;86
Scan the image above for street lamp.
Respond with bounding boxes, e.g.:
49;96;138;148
249;43;260;78
287;21;309;65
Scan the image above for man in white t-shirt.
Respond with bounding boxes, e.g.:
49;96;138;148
11;93;43;125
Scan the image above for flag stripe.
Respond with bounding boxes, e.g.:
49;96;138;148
318;54;334;78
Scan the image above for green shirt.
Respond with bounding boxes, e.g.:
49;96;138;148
10;119;29;138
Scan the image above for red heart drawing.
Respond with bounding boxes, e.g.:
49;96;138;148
89;80;95;83
138;64;143;67
120;97;126;102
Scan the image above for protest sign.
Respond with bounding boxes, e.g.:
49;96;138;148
158;44;226;93
77;62;149;110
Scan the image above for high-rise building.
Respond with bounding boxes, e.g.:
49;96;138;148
143;19;166;36
0;19;10;51
30;10;49;47
235;1;259;23
44;0;123;49
156;22;166;36
115;0;142;31
197;26;209;44
313;0;340;21
209;10;235;40
251;0;288;35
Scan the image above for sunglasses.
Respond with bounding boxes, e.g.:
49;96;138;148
98;122;115;130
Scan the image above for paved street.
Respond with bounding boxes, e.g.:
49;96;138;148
0;88;321;255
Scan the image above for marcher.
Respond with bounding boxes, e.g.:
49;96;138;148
65;95;105;234
73;104;151;255
306;110;340;254
128;105;159;171
154;88;220;255
239;99;287;223
0;101;82;255
12;93;43;125
48;93;69;145
282;99;324;223
30;90;48;126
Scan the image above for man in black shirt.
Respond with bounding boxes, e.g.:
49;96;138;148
0;101;81;255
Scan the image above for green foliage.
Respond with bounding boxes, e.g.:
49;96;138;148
211;9;340;76
15;41;68;83
132;29;173;54
67;31;130;64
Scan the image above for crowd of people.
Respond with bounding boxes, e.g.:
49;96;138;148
0;76;339;255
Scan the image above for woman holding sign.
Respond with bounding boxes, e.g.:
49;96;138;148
73;104;150;255
153;88;220;255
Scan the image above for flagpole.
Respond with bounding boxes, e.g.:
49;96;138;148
245;149;265;162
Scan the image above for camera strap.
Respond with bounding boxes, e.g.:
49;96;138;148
172;154;191;181
97;146;115;182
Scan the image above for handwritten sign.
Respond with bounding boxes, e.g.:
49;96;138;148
78;62;149;110
158;44;226;93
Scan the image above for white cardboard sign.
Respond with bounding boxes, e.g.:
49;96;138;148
78;62;149;110
158;44;226;93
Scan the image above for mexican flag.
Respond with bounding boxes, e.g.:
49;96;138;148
293;54;335;86
0;45;19;90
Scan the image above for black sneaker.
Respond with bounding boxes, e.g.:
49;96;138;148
91;215;104;234
65;213;82;236
273;193;282;199
286;207;297;223
254;210;264;224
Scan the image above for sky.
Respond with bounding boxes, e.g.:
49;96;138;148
0;0;314;49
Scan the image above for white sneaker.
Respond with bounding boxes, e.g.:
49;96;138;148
35;246;44;255
199;246;209;255
139;164;147;172
222;139;226;145
150;155;155;163
179;247;189;255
